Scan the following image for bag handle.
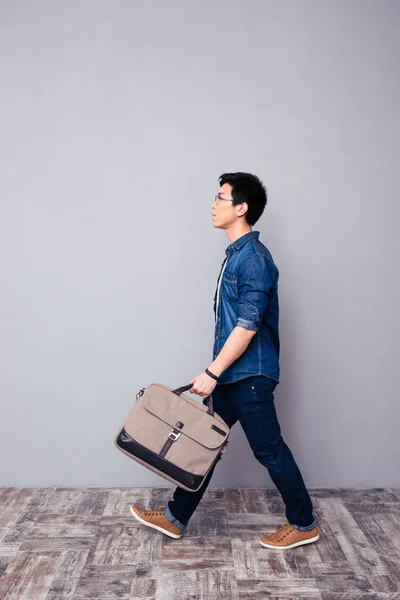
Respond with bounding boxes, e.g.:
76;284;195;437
172;383;214;417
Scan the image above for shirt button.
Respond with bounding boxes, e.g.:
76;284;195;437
251;386;254;389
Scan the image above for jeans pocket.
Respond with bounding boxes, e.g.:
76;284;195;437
242;377;257;389
241;375;277;396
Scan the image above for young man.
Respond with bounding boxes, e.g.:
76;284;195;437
131;172;319;550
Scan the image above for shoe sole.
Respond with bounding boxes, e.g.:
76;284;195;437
260;533;319;549
129;505;183;539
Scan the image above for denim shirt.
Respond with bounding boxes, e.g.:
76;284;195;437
212;231;280;384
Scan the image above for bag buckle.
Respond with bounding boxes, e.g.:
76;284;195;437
168;430;181;441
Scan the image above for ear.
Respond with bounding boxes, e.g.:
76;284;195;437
238;202;248;217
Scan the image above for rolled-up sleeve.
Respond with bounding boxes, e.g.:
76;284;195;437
236;253;276;332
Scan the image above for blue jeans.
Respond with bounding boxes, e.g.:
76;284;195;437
164;375;317;532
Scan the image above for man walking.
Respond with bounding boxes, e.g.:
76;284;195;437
130;172;319;550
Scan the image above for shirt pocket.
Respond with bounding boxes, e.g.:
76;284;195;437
221;271;238;302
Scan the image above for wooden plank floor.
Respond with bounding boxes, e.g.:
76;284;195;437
0;487;399;599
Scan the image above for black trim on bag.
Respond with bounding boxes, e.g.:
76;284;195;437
116;428;203;490
211;424;227;436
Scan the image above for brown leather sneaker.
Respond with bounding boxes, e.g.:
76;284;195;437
129;505;183;539
260;522;319;549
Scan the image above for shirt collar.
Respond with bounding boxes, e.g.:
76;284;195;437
225;231;259;255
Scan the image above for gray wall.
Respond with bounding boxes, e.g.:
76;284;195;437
1;0;399;488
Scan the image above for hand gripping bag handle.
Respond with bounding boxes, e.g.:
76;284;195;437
172;383;214;417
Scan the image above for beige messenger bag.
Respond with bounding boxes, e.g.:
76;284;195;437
114;383;230;492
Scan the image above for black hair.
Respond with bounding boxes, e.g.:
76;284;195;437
218;172;267;226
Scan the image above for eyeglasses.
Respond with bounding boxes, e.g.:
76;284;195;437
214;194;233;204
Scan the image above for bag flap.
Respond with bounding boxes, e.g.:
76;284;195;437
141;383;229;449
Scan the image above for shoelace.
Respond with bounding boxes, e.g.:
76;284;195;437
275;523;294;541
143;508;164;517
